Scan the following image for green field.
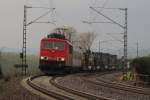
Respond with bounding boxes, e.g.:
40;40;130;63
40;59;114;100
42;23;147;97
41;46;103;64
0;52;41;76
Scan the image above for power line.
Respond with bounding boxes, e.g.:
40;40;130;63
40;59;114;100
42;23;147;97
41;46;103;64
106;33;124;43
26;6;52;9
88;6;128;71
82;20;113;24
88;0;109;23
27;8;55;26
21;2;56;75
91;7;126;10
89;7;124;29
27;0;56;24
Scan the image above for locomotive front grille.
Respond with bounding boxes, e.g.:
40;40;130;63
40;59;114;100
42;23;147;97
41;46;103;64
39;60;65;70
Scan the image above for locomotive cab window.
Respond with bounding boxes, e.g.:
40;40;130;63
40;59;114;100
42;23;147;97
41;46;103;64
54;42;64;50
42;41;53;49
42;41;65;50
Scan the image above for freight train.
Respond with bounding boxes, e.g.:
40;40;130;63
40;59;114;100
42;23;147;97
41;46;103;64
39;33;118;74
82;52;117;71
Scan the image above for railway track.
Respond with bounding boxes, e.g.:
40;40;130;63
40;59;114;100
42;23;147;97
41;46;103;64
26;75;111;100
95;77;150;95
81;74;150;99
55;72;150;100
27;75;74;100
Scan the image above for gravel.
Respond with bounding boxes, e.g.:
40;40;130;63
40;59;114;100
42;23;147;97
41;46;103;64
56;73;150;100
0;76;45;100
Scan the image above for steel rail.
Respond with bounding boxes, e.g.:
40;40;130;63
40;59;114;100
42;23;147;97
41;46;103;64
83;77;150;96
50;77;112;100
96;78;150;95
27;75;74;100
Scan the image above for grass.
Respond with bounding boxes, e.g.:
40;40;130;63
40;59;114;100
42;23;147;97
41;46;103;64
0;76;45;100
0;80;4;93
0;85;3;93
0;52;41;77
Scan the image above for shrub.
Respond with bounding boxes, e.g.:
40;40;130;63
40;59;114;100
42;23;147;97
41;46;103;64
131;57;150;82
131;57;150;74
4;76;11;82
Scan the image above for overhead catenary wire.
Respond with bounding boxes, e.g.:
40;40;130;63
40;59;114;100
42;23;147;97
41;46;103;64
26;0;56;26
88;0;110;23
91;7;126;10
26;6;52;9
88;4;128;71
106;33;124;43
21;0;56;75
27;8;55;26
90;6;124;29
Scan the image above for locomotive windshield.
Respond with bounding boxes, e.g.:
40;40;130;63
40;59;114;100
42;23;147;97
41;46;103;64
42;41;65;50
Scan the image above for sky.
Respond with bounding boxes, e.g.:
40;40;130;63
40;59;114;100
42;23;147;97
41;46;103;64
0;0;150;57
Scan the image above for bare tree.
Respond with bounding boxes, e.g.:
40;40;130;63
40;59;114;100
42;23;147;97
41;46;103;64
77;32;97;67
78;32;97;52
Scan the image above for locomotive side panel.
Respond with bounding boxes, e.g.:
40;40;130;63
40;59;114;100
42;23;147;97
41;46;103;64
65;44;73;67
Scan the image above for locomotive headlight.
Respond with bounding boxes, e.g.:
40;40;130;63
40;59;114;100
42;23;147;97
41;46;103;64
61;58;65;61
40;56;44;60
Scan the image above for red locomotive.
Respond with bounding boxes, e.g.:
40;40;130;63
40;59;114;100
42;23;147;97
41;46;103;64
39;33;82;73
39;28;118;74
